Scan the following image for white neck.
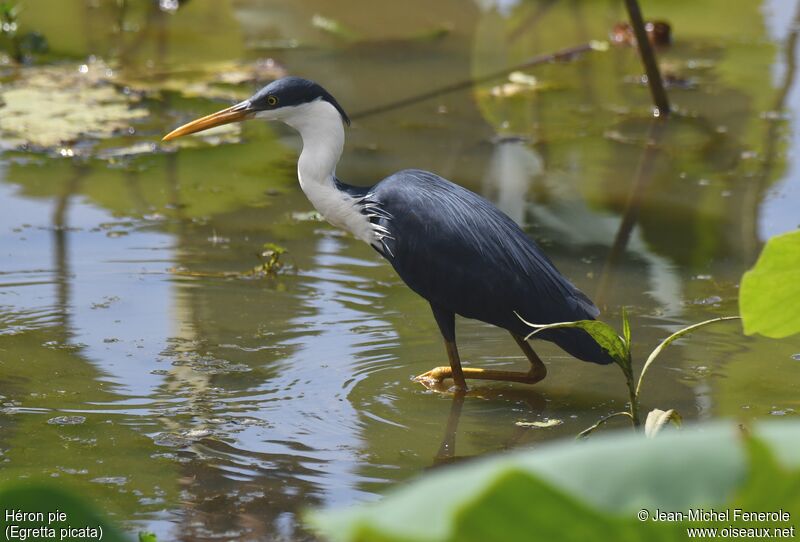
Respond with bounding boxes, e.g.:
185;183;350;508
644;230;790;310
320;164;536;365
284;100;345;191
282;100;377;245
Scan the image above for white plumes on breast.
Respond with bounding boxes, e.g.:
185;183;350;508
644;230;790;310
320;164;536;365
283;100;386;248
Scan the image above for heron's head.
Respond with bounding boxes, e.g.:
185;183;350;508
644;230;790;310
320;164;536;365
162;76;350;142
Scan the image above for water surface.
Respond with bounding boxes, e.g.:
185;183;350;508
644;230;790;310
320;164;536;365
1;1;800;540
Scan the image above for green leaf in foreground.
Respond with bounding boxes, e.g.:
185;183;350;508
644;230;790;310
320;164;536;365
307;421;800;542
0;484;130;542
740;229;800;338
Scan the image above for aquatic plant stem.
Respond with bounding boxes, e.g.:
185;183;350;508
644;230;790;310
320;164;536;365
351;41;602;120
577;411;634;439
621;358;640;428
624;0;670;116
635;316;741;399
595;120;666;307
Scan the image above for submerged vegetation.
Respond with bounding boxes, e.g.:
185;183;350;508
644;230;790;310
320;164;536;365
521;311;740;436
0;61;148;150
522;222;800;438
168;242;289;279
0;57;285;153
0;1;47;64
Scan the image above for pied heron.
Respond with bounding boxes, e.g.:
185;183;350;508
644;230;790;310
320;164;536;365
163;76;613;392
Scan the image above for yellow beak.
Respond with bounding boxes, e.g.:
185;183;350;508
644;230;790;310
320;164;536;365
162;103;253;142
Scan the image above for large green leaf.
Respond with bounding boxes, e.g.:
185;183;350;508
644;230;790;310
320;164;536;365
0;484;131;542
740;230;800;338
307;421;800;542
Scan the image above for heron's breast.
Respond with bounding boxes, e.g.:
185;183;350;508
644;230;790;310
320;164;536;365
299;179;378;245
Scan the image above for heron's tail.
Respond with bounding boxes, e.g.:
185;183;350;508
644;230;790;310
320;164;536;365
542;327;616;365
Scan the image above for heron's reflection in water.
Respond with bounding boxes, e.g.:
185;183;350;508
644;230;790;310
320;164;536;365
484;132;683;316
431;387;547;467
482;136;544;227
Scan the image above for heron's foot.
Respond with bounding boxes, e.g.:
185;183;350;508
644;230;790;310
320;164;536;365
414;366;546;390
413;367;466;393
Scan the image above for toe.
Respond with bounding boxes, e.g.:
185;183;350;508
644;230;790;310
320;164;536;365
413;367;454;392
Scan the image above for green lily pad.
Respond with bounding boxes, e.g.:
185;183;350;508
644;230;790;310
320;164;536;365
0;57;285;154
117;59;287;102
0;62;147;149
515;418;563;428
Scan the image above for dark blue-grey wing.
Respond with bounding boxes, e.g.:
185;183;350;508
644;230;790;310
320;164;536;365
369;169;612;365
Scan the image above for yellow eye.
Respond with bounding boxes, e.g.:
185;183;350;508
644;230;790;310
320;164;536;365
267;95;278;106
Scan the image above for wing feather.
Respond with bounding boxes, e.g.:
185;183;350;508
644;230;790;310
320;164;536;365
371;169;599;333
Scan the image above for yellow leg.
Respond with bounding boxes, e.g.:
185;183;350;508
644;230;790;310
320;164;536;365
512;333;547;382
414;333;547;390
415;339;466;391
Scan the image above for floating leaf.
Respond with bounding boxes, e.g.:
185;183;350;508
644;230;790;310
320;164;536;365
117;59;286;102
291;210;324;222
47;415;86;426
0;62;147;149
644;408;682;438
311;14;360;42
310;14;450;45
97;142;158;159
515;418;563;429
740;230;800;338
0;57;286;153
508;71;538;86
